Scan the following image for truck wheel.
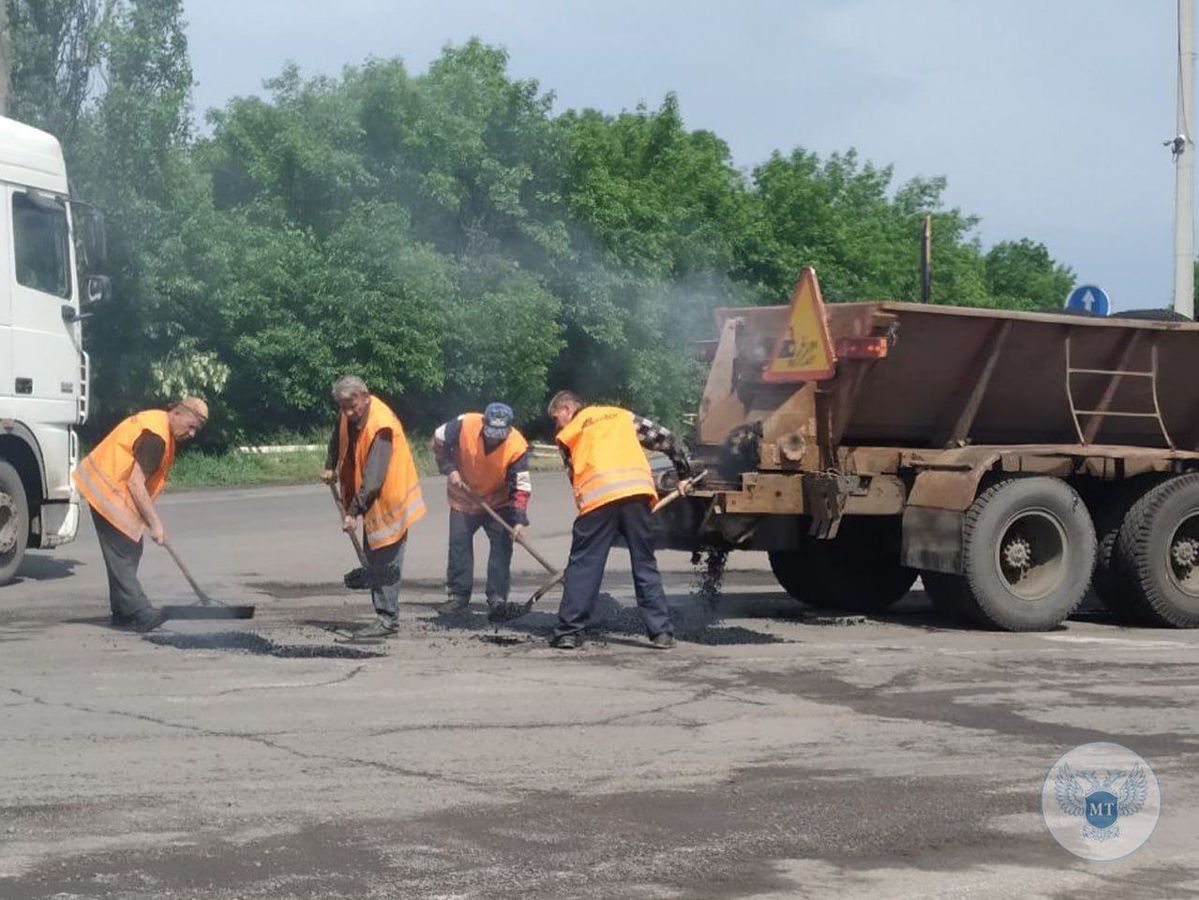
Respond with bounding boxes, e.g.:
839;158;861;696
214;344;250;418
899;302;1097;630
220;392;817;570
1112;474;1199;627
0;460;29;584
957;477;1095;631
768;517;916;613
1088;477;1163;620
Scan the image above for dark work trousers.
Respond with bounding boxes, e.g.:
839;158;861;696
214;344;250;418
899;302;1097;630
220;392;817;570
446;509;514;602
365;531;407;619
90;506;155;623
555;496;672;639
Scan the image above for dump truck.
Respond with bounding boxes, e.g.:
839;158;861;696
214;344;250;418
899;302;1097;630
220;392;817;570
654;267;1199;631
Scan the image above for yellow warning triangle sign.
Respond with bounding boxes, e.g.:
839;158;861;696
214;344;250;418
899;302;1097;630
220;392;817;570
762;267;836;382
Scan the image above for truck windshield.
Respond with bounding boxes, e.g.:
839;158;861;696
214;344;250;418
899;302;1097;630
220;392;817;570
13;191;72;299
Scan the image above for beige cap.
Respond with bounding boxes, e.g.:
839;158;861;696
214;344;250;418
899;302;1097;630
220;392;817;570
177;396;209;424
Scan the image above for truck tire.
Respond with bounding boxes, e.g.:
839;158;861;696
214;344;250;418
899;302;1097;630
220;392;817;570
954;477;1096;631
1111;474;1199;627
0;460;29;584
1087;477;1164;620
768;517;916;613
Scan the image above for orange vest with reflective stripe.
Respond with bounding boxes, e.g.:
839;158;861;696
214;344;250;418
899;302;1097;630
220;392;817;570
447;413;529;513
337;397;426;549
556;405;655;515
73;410;176;541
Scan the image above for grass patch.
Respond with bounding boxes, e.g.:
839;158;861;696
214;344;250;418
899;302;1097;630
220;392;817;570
165;435;467;491
168;448;327;490
166;431;561;491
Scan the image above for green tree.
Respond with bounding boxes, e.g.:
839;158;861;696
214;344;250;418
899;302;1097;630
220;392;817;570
983;238;1075;311
7;0;109;145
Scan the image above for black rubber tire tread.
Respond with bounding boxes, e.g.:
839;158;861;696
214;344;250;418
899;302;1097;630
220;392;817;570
0;459;29;584
921;572;982;624
1111;474;1199;627
768;517;917;613
1087;477;1166;619
958;477;1096;631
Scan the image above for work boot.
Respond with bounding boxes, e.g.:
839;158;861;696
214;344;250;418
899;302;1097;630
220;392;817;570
131;608;167;633
649;633;675;650
437;596;470;615
550;633;583;650
110;612;134;628
357;614;399;638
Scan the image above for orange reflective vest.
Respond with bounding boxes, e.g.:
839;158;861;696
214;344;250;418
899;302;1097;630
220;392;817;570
73;410;176;541
556;405;656;515
338;397;426;549
447;413;529;513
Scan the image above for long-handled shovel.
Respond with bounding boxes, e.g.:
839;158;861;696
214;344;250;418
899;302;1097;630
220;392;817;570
327;482;401;590
457;483;562;624
161;538;255;620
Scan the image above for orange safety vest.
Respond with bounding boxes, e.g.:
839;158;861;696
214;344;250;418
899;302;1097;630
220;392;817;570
337;396;426;549
73;410;176;541
556;405;656;515
447;413;529;513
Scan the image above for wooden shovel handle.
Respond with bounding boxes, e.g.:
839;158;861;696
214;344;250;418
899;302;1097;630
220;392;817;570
162;539;218;606
328;481;369;567
458;482;558;575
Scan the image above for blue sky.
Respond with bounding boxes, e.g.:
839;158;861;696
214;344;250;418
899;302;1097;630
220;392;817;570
184;0;1189;310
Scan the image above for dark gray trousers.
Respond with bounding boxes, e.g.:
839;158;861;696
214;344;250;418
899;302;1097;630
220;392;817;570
91;507;154;622
366;531;406;619
446;509;514;602
555;496;672;639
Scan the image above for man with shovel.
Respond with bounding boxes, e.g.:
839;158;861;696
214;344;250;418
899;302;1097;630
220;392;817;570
432;403;531;615
321;376;426;637
546;391;692;650
73;397;208;632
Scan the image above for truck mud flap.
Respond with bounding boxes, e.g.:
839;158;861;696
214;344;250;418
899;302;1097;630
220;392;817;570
901;507;963;574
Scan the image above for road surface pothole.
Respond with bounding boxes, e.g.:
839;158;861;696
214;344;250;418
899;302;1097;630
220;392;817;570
144;631;385;659
434;594;790;645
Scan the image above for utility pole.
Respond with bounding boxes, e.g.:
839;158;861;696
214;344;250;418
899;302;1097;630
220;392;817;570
1173;0;1195;318
920;215;932;303
0;1;9;117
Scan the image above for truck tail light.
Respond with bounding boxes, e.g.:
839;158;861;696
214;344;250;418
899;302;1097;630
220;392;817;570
837;336;889;359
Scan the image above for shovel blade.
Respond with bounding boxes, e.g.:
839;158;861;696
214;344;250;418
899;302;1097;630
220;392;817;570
162;604;256;620
487;599;535;625
343;563;401;591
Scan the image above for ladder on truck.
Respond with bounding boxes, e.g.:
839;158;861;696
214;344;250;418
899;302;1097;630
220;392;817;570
1064;332;1175;449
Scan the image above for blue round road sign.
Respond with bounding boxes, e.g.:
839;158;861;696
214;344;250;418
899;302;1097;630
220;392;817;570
1065;284;1110;316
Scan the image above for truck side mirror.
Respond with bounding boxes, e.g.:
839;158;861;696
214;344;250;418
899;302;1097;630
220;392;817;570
64;275;112;323
70;202;108;272
85;274;111;307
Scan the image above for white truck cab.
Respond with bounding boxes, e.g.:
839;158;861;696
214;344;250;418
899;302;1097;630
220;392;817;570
0;116;108;581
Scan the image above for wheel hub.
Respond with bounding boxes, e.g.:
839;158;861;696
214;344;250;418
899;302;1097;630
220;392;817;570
0;492;17;555
1002;536;1033;571
994;508;1068;603
1171;537;1199;570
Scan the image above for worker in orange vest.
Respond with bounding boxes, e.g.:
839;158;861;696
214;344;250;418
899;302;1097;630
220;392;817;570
546;390;691;650
432;403;531;615
73;397;209;631
321;376;426;637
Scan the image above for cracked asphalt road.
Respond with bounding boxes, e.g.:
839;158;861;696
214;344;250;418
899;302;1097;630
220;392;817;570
2;474;1197;899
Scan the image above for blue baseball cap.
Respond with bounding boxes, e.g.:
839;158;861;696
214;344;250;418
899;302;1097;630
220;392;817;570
482;402;514;441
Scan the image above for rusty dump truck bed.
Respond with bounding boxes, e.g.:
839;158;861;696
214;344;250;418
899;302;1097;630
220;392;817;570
698;296;1199;458
664;268;1199;631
